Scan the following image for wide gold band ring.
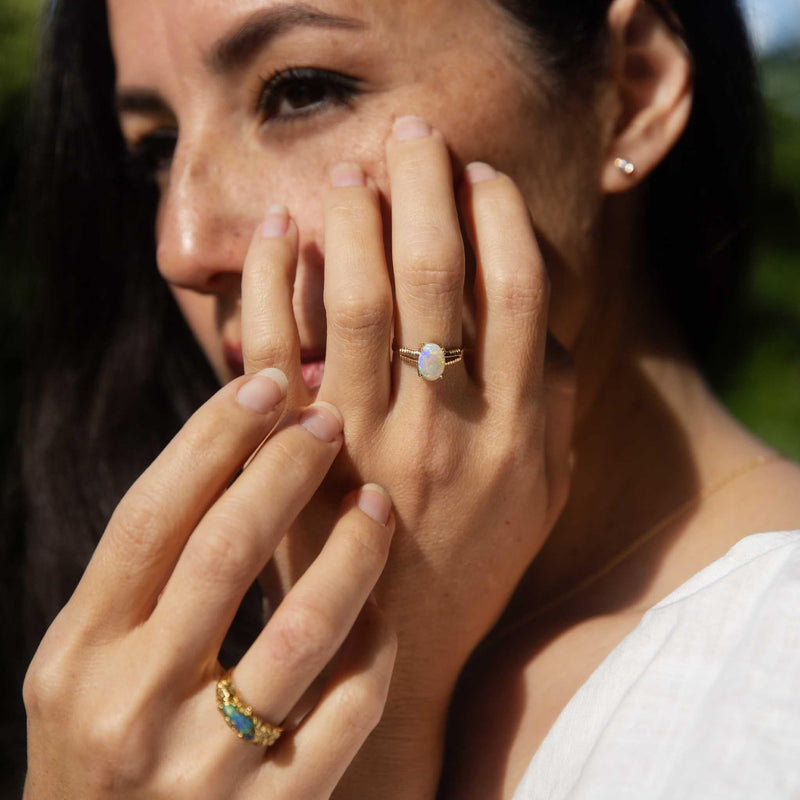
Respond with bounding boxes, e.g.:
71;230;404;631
216;672;283;747
394;343;464;381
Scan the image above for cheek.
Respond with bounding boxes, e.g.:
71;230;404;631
275;125;390;248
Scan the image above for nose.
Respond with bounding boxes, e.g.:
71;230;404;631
155;139;261;294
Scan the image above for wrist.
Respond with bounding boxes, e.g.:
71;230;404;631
332;696;449;800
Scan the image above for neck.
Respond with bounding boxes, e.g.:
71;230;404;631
504;200;771;625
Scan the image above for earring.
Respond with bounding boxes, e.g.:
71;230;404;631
615;157;636;176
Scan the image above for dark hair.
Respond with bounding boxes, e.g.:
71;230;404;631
495;0;764;365
2;0;762;789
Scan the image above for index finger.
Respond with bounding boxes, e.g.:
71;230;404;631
74;369;288;631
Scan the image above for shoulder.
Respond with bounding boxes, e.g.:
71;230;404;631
652;527;800;614
512;530;800;800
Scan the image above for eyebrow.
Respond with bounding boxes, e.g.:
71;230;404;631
205;2;366;74
115;4;365;117
116;88;170;115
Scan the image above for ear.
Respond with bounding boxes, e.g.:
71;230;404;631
601;0;693;193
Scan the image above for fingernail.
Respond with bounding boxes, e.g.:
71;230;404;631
331;162;365;187
236;368;288;412
393;115;431;141
299;401;344;442
261;203;289;238
465;162;497;185
357;483;392;525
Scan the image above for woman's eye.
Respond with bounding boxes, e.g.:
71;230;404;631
257;66;361;122
123;129;177;184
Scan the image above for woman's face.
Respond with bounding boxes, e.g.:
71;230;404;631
108;0;606;386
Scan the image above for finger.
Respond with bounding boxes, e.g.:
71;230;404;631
241;204;308;407
543;336;577;527
318;164;393;416
77;370;289;629
259;599;397;799
457;163;550;398
386;117;466;389
230;484;394;731
151;402;345;666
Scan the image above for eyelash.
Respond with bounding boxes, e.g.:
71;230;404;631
123;66;361;184
256;65;361;121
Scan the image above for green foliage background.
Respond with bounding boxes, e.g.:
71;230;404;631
720;49;800;459
1;2;799;459
0;0;40;464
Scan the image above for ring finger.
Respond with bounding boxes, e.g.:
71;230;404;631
216;485;394;755
386;116;466;390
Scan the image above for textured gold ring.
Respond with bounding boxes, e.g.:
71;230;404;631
216;672;283;747
394;343;464;381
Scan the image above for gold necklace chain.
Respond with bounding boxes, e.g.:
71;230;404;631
487;452;783;648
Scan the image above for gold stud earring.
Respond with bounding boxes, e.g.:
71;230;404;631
615;157;636;176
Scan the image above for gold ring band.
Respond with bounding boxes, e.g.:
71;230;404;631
216;672;283;747
394;343;464;381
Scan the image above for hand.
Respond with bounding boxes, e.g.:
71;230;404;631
23;375;397;799
241;117;575;715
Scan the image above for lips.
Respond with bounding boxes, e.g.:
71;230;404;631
300;348;325;391
300;360;325;391
223;341;325;391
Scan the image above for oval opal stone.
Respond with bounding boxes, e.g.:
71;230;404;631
418;343;446;381
224;704;255;740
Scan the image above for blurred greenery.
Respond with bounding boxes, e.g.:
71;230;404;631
0;0;40;98
718;48;800;459
0;3;799;463
0;0;40;466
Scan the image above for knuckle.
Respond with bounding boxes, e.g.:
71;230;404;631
490;259;549;317
107;492;178;577
245;329;293;370
23;609;95;717
401;235;464;299
345;521;392;566
400;437;462;488
258;436;315;485
334;677;387;736
482;442;529;485
23;655;64;718
270;602;334;668
110;493;167;549
188;522;258;587
180;409;230;462
329;291;392;341
81;713;152;790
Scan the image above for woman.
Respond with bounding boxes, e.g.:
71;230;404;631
14;0;800;796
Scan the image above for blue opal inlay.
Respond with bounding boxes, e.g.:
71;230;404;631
224;703;255;740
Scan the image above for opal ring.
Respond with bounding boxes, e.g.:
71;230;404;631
216;672;283;747
394;343;464;381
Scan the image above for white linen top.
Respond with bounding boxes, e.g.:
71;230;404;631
512;530;800;799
